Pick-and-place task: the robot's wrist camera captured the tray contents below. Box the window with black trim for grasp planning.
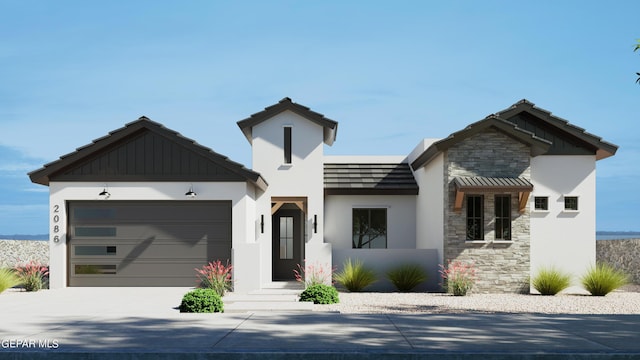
[495,195,511,240]
[564,196,579,211]
[352,208,387,248]
[534,196,548,211]
[466,195,484,240]
[284,126,292,164]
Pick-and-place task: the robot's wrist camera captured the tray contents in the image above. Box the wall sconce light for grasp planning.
[313,214,317,233]
[260,215,264,234]
[98,185,110,199]
[185,184,197,198]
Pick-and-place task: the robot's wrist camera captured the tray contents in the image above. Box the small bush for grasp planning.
[531,267,572,295]
[179,288,224,313]
[334,258,376,292]
[195,260,232,297]
[15,261,49,292]
[0,268,22,294]
[299,284,340,304]
[581,263,629,296]
[386,264,427,292]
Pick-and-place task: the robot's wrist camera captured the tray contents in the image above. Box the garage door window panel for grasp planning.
[75,246,117,256]
[74,264,117,275]
[75,227,117,237]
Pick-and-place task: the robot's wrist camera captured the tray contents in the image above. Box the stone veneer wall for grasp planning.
[444,129,531,293]
[596,239,640,284]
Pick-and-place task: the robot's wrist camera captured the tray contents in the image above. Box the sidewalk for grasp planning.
[1,288,639,359]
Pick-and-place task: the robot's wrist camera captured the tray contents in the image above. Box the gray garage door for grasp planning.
[68,201,231,287]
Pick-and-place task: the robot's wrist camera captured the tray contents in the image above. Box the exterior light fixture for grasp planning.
[98,185,110,199]
[260,215,264,234]
[185,184,197,198]
[313,214,317,233]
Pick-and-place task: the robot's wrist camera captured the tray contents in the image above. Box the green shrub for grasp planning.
[581,263,629,296]
[179,288,224,313]
[0,268,22,294]
[531,267,572,295]
[334,258,376,292]
[386,264,427,292]
[299,284,339,304]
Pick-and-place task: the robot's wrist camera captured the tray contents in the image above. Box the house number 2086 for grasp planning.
[52,205,60,243]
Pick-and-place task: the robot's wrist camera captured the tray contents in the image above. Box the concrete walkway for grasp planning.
[1,288,639,359]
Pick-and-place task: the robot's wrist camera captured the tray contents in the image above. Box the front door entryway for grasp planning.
[272,208,303,280]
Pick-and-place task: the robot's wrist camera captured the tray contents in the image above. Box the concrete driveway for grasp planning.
[1,288,639,359]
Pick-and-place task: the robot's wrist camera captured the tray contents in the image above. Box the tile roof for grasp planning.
[411,115,552,170]
[237,97,338,145]
[324,163,419,195]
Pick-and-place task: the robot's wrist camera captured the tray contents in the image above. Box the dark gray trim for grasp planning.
[325,188,418,195]
[411,115,552,170]
[237,97,338,146]
[29,117,267,190]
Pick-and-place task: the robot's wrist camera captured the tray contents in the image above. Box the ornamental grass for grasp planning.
[334,258,376,292]
[386,263,427,292]
[581,263,629,296]
[0,268,22,294]
[531,267,572,295]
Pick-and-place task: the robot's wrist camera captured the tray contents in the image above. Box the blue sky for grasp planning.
[1,1,638,234]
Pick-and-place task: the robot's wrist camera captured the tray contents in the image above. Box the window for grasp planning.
[564,196,579,211]
[284,126,292,164]
[279,216,294,259]
[352,208,387,248]
[495,195,511,240]
[466,195,484,240]
[534,196,548,211]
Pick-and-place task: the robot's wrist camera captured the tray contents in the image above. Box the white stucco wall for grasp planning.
[324,194,439,290]
[250,110,329,284]
[413,153,444,254]
[324,195,417,250]
[47,181,258,290]
[530,155,597,284]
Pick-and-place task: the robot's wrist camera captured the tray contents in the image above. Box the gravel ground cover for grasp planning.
[314,284,640,314]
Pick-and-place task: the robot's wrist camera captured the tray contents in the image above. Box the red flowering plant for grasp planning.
[15,260,49,292]
[293,260,336,288]
[195,260,232,296]
[439,260,476,296]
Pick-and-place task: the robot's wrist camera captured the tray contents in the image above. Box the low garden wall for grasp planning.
[0,240,49,268]
[597,239,640,284]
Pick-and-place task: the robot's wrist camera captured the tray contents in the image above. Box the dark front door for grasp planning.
[272,209,303,281]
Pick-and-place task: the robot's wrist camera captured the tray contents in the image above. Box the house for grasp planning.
[29,98,618,293]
